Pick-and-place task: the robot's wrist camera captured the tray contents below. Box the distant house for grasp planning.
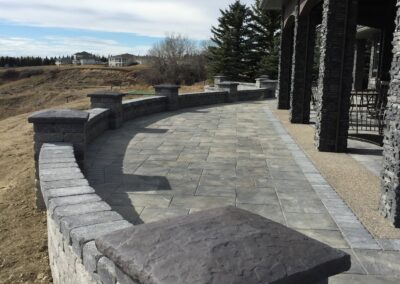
[108,53,137,67]
[72,52,99,65]
[55,58,72,66]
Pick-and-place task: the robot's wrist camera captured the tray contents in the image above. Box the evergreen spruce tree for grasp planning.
[251,0,281,79]
[208,1,254,81]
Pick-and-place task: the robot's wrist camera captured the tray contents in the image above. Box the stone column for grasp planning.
[277,20,294,110]
[87,91,125,129]
[154,85,180,110]
[353,39,367,91]
[290,8,318,124]
[314,0,358,152]
[380,0,400,227]
[216,82,239,103]
[256,75,270,88]
[28,109,89,209]
[214,75,227,86]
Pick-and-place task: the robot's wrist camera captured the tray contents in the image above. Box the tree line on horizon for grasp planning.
[0,56,57,67]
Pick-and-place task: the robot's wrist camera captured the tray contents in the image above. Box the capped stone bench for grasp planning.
[96,206,350,284]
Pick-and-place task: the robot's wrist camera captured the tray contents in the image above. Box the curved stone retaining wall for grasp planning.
[29,82,276,284]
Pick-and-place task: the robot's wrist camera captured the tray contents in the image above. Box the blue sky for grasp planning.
[0,0,254,57]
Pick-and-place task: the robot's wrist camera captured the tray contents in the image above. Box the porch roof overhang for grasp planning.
[261,0,283,10]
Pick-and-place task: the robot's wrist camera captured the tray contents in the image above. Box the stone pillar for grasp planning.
[277,20,294,110]
[380,0,400,227]
[87,91,125,129]
[28,109,89,209]
[154,85,180,110]
[353,39,367,91]
[314,0,358,152]
[290,8,318,124]
[256,75,270,88]
[214,75,227,86]
[216,82,239,103]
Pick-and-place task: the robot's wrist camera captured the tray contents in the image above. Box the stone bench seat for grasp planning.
[96,206,350,284]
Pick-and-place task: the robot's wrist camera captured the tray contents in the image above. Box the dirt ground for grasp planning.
[270,103,400,239]
[0,66,204,283]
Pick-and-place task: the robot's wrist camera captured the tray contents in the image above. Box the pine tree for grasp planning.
[251,0,281,79]
[208,1,254,81]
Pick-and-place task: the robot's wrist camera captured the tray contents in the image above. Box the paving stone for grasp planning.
[139,208,189,223]
[170,195,235,210]
[285,212,338,230]
[236,203,285,224]
[298,229,349,249]
[196,185,236,197]
[353,249,400,276]
[107,193,172,208]
[329,274,400,284]
[236,187,279,205]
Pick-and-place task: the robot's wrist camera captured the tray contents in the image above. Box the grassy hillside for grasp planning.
[0,65,204,283]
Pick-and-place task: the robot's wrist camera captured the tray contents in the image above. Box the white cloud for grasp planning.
[0,0,255,39]
[0,36,151,57]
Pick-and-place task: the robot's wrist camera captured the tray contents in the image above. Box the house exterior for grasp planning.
[72,52,98,65]
[55,58,72,66]
[108,53,137,67]
[262,0,400,226]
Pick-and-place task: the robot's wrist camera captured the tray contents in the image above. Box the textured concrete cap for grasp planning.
[28,109,89,123]
[96,206,350,284]
[87,91,125,98]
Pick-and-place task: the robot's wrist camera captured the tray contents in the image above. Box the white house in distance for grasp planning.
[72,51,98,65]
[108,53,137,67]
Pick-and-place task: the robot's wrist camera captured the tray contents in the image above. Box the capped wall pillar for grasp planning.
[290,8,319,124]
[314,0,358,152]
[154,85,180,110]
[214,75,227,86]
[28,109,89,209]
[216,82,239,103]
[277,20,294,110]
[380,0,400,227]
[87,91,125,129]
[353,39,367,91]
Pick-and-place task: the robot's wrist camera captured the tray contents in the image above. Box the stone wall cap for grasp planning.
[28,109,89,123]
[217,81,239,86]
[87,91,125,98]
[95,206,350,284]
[154,84,181,89]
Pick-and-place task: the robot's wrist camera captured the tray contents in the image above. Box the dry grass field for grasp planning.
[0,65,204,283]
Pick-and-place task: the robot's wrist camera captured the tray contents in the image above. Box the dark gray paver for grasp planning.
[85,101,400,283]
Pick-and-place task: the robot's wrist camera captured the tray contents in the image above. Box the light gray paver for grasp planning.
[86,101,400,283]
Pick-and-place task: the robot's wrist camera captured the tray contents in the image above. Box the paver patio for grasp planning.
[85,100,400,283]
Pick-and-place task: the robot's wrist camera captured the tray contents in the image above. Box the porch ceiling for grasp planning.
[261,0,283,10]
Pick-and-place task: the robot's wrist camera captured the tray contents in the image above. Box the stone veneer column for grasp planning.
[353,39,367,91]
[87,91,125,129]
[154,85,180,110]
[314,0,358,152]
[290,8,318,124]
[216,82,239,103]
[277,20,294,110]
[380,0,400,227]
[28,109,89,209]
[214,75,227,86]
